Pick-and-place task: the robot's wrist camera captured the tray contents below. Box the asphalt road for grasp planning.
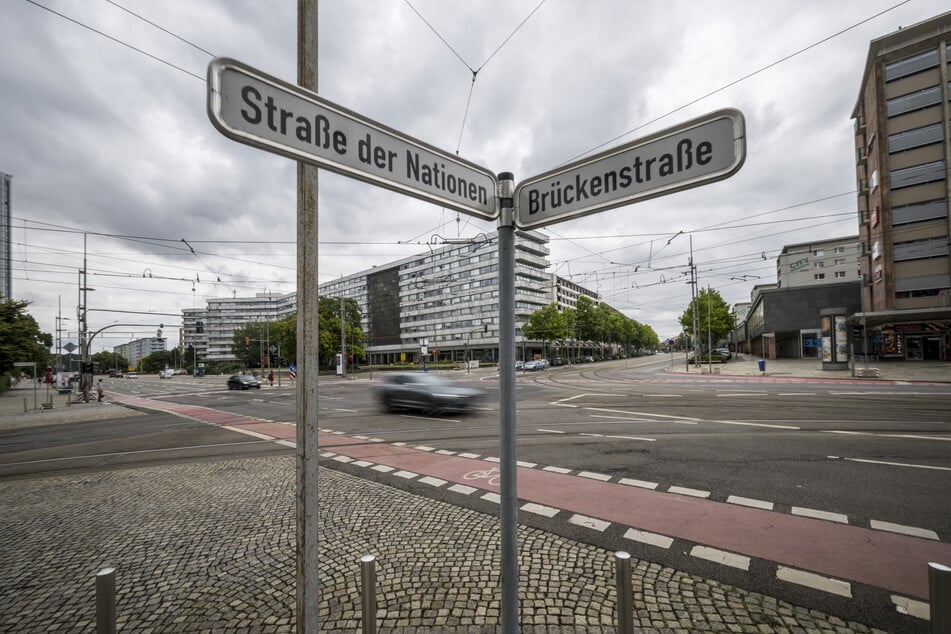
[4,362,948,630]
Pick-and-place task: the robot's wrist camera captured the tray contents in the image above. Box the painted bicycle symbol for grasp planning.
[463,466,501,486]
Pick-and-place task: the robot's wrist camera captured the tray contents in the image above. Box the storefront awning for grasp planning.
[848,306,951,328]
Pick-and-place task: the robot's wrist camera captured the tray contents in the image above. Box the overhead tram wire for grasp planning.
[557,0,912,166]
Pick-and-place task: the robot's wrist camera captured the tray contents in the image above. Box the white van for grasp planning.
[159,369,175,379]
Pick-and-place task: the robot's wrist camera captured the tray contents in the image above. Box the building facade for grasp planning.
[776,236,861,289]
[0,172,11,300]
[549,274,600,310]
[851,12,951,360]
[114,337,167,370]
[182,293,297,364]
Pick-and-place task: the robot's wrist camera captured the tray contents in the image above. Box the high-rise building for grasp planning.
[0,172,11,300]
[851,11,951,360]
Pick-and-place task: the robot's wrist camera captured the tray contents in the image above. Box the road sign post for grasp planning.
[208,57,498,220]
[514,109,746,230]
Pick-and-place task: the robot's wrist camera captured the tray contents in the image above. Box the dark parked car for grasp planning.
[375,372,485,415]
[227,374,261,390]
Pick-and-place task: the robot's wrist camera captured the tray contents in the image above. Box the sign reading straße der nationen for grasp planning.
[207,58,498,220]
[514,109,746,230]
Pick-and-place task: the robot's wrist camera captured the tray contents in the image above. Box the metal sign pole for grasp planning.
[496,172,520,632]
[296,1,320,632]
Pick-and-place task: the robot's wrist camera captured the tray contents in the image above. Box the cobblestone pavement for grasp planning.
[0,450,892,633]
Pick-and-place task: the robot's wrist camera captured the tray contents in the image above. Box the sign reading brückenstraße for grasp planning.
[515,109,746,230]
[207,58,498,220]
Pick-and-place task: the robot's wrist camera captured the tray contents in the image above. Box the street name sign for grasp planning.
[514,109,746,230]
[207,57,498,220]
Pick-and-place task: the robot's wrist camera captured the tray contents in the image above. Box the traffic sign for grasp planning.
[207,57,498,220]
[514,109,746,229]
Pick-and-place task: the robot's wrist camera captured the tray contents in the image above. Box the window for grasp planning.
[813,249,825,256]
[893,198,948,226]
[834,271,847,279]
[889,161,945,189]
[894,237,950,261]
[834,258,846,266]
[814,273,825,280]
[814,261,824,268]
[888,123,944,153]
[884,48,939,82]
[886,85,942,117]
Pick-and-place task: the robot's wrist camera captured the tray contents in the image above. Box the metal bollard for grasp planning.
[930,562,951,634]
[614,551,633,634]
[360,555,377,634]
[96,567,116,634]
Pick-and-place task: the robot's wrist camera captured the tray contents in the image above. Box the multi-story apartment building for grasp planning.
[549,274,600,310]
[0,172,11,300]
[114,337,166,369]
[180,231,607,366]
[320,230,554,364]
[851,11,951,360]
[776,237,861,288]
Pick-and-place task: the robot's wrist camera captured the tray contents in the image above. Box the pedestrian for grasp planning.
[96,379,104,402]
[267,370,274,386]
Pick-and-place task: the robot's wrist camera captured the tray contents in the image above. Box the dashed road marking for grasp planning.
[332,455,354,463]
[870,520,939,540]
[542,466,572,474]
[619,478,658,490]
[568,514,610,532]
[776,566,851,598]
[393,470,418,479]
[892,594,930,619]
[668,486,710,498]
[352,460,373,468]
[522,502,560,517]
[448,484,477,495]
[624,528,673,549]
[482,492,501,504]
[791,507,848,524]
[578,471,612,481]
[727,495,774,511]
[690,545,750,571]
[419,476,447,487]
[371,465,395,473]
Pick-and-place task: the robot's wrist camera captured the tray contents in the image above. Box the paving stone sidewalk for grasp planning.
[0,448,891,633]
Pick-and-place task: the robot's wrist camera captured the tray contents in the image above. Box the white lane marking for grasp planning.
[435,449,456,455]
[712,420,801,430]
[776,566,851,598]
[578,471,612,481]
[590,414,667,422]
[485,456,501,463]
[870,520,939,540]
[538,428,565,434]
[353,435,370,440]
[668,486,710,498]
[418,476,446,487]
[333,408,357,411]
[619,478,658,490]
[371,465,395,473]
[319,452,337,458]
[624,528,673,549]
[727,495,774,511]
[568,514,611,532]
[517,460,538,468]
[522,502,560,517]
[414,445,436,452]
[553,403,579,408]
[276,439,296,449]
[393,470,418,479]
[606,435,657,442]
[448,484,477,495]
[843,457,951,471]
[777,392,815,396]
[891,595,930,620]
[643,394,682,397]
[543,466,572,474]
[458,453,481,459]
[690,546,750,571]
[791,507,848,523]
[822,430,951,442]
[586,407,702,423]
[715,393,760,397]
[482,492,501,504]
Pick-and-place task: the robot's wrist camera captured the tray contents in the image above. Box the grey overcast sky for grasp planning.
[3,0,948,353]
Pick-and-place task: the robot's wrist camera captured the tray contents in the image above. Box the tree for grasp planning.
[139,350,177,373]
[92,351,128,373]
[678,288,734,348]
[232,321,268,369]
[0,298,52,384]
[272,313,296,365]
[522,303,566,342]
[574,296,599,342]
[317,297,366,367]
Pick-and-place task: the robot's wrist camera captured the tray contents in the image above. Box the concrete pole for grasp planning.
[296,0,320,631]
[496,172,520,633]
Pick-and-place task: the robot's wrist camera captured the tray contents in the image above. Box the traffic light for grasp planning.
[82,361,94,374]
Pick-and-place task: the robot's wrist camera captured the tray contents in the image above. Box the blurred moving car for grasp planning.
[126,372,138,379]
[227,374,261,390]
[714,348,733,360]
[159,369,175,379]
[523,360,544,371]
[375,372,485,414]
